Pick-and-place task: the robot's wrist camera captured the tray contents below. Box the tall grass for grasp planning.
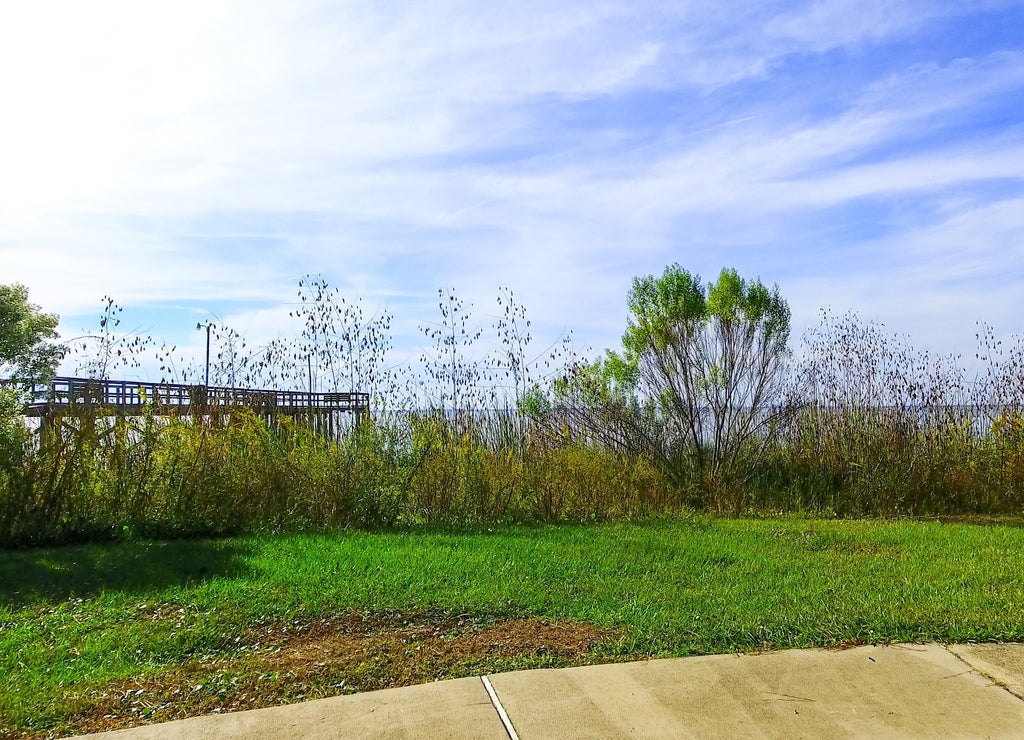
[0,403,679,547]
[752,312,1024,515]
[5,293,1024,548]
[537,310,1024,518]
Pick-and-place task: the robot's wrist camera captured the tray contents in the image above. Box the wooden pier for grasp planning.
[21,377,370,421]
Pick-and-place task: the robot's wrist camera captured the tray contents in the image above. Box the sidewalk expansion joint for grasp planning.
[481,675,520,740]
[945,645,1024,703]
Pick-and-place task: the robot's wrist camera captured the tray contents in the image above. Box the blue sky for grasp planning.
[1,0,1023,383]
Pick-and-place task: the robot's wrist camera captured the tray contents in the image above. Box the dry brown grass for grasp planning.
[18,611,611,738]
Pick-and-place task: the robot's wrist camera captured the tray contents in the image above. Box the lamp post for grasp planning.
[196,322,213,387]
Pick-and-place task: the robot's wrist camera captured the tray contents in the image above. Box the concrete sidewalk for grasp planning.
[82,643,1024,739]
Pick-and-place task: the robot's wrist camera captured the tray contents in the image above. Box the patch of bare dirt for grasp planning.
[51,611,612,737]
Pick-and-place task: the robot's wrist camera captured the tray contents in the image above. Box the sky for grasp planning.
[1,0,1023,385]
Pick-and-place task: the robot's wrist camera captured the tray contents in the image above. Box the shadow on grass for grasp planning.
[0,538,255,607]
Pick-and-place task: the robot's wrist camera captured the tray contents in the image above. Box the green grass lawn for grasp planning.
[3,516,1024,736]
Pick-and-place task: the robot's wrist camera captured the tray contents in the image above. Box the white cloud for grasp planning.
[765,0,934,49]
[1,0,1022,382]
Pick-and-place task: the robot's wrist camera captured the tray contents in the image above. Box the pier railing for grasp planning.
[17,377,369,418]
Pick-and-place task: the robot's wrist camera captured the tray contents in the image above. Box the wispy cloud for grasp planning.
[1,0,1022,376]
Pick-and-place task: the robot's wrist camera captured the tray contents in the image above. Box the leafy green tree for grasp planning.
[0,285,63,450]
[560,265,791,500]
[0,284,64,386]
